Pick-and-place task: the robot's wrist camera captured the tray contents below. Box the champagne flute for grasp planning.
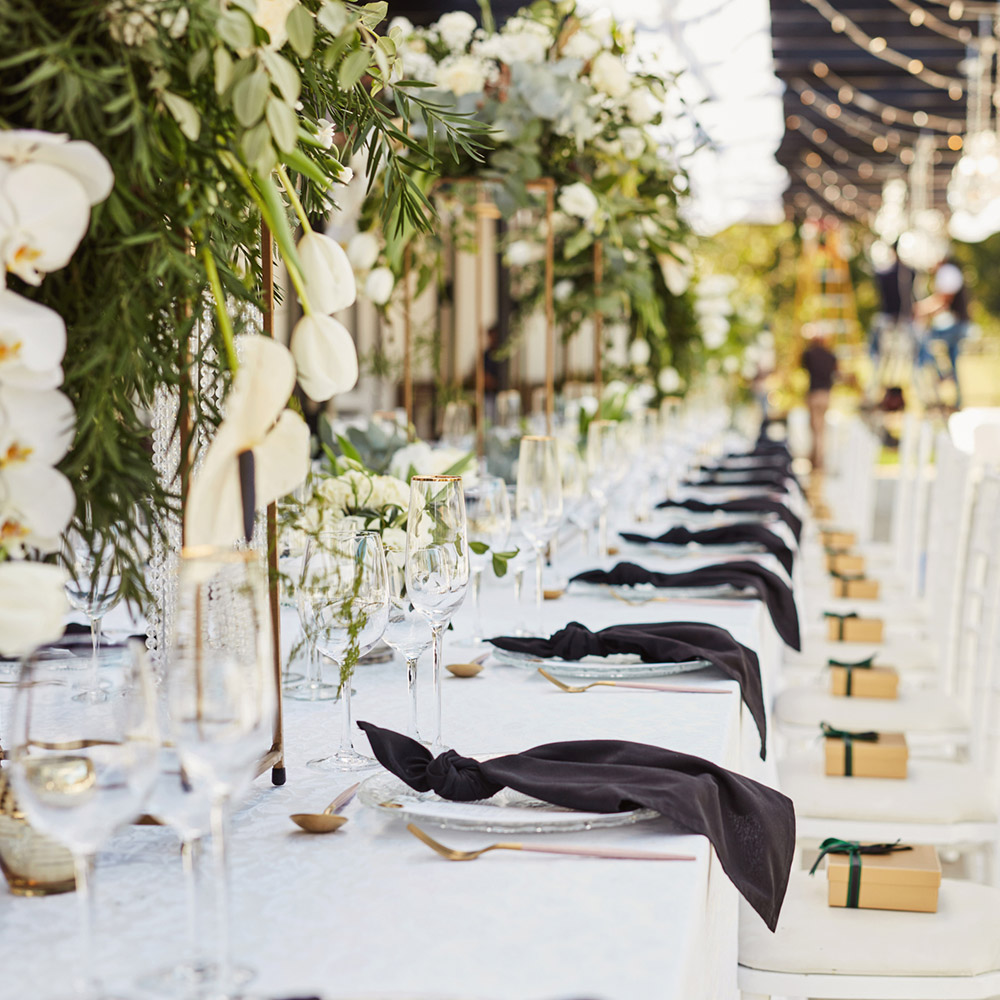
[167,547,275,998]
[586,419,620,558]
[299,530,390,770]
[463,475,511,643]
[405,476,470,751]
[515,436,563,635]
[382,561,433,742]
[8,644,159,1000]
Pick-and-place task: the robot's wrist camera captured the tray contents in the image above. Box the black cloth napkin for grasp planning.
[358,721,795,931]
[686,467,791,490]
[656,497,802,542]
[489,620,768,760]
[620,524,794,576]
[570,560,801,651]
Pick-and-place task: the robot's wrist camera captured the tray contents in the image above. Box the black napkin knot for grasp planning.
[425,750,503,801]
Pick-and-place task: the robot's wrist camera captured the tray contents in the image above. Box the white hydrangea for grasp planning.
[561,28,602,61]
[626,88,657,124]
[436,54,487,96]
[557,181,599,221]
[590,51,629,98]
[619,126,646,161]
[436,11,477,51]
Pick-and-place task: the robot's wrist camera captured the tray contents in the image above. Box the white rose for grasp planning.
[658,366,682,394]
[583,10,613,46]
[381,526,407,568]
[297,232,356,314]
[388,16,414,35]
[590,51,629,98]
[253,0,299,50]
[505,240,541,267]
[0,561,70,657]
[373,475,410,512]
[628,338,651,367]
[619,126,646,162]
[388,441,434,480]
[289,314,359,401]
[557,181,599,221]
[400,48,438,83]
[561,28,602,61]
[626,88,657,124]
[347,231,380,272]
[316,475,354,514]
[365,266,395,306]
[436,55,486,97]
[436,11,477,51]
[554,279,574,302]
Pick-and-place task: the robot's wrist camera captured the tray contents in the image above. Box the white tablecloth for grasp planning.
[0,533,784,1000]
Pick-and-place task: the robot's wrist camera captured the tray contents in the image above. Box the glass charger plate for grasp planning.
[490,646,712,679]
[566,581,755,603]
[359,768,657,832]
[627,542,764,559]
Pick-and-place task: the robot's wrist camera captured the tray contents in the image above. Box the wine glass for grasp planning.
[8,643,159,1000]
[299,530,390,770]
[463,475,511,643]
[382,561,433,742]
[405,475,470,751]
[167,547,275,997]
[63,527,123,703]
[586,419,620,557]
[515,436,563,634]
[559,443,596,556]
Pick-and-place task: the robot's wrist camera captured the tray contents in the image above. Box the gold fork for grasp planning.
[537,667,728,695]
[406,823,696,862]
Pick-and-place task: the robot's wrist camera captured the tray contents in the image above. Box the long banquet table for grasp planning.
[0,527,789,1000]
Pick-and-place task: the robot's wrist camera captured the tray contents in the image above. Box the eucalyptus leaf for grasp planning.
[162,91,201,141]
[233,69,270,127]
[188,48,210,84]
[262,50,300,104]
[338,48,369,91]
[286,4,315,58]
[217,9,255,51]
[317,1,347,35]
[265,96,297,152]
[358,2,388,28]
[241,119,275,173]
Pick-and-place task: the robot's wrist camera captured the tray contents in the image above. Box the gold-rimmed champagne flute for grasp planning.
[515,436,563,635]
[405,475,470,751]
[587,419,619,557]
[463,475,511,643]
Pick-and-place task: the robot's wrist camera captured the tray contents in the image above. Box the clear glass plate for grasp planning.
[567,580,755,603]
[627,541,764,559]
[359,768,657,832]
[490,646,712,679]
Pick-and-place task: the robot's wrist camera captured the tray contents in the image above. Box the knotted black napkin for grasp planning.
[357,721,795,931]
[685,469,791,492]
[620,524,795,576]
[656,497,802,542]
[570,560,801,651]
[489,620,768,759]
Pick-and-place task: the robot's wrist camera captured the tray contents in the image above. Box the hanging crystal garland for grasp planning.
[898,133,949,269]
[948,23,1000,241]
[873,176,910,243]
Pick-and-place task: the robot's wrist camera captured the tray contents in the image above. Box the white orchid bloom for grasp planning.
[289,314,359,401]
[0,561,70,657]
[0,130,113,205]
[0,384,75,465]
[364,267,395,306]
[0,163,91,286]
[347,231,380,272]
[0,290,66,389]
[297,231,357,315]
[186,335,310,549]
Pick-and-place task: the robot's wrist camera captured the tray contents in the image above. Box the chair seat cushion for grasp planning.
[741,873,1000,976]
[778,753,998,824]
[775,686,968,735]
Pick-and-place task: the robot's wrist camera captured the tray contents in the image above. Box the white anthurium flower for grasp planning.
[658,366,682,394]
[590,51,629,98]
[0,385,75,466]
[186,335,310,549]
[0,561,70,657]
[297,232,356,315]
[365,266,395,306]
[347,231,380,272]
[0,290,66,389]
[0,163,90,286]
[289,314,359,402]
[0,130,113,205]
[557,181,599,221]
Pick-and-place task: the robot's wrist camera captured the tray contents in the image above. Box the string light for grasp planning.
[791,167,873,223]
[884,0,974,43]
[787,111,894,175]
[799,0,965,96]
[811,61,964,131]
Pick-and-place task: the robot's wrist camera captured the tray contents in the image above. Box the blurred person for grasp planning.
[870,241,914,360]
[801,328,838,471]
[914,257,970,408]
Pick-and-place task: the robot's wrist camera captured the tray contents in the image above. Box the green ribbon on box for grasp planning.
[824,611,859,641]
[831,570,866,584]
[827,654,875,696]
[820,722,879,776]
[809,838,913,908]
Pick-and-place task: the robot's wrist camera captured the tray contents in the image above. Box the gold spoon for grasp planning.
[290,782,360,834]
[445,651,489,678]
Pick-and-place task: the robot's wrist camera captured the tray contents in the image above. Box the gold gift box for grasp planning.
[821,530,857,551]
[831,577,880,600]
[825,553,866,576]
[824,731,908,778]
[826,616,883,643]
[828,844,941,912]
[829,665,899,699]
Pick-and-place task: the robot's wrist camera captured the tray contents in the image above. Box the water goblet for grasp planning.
[463,475,511,643]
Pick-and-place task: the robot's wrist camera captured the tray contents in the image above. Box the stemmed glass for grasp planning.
[463,475,511,643]
[586,419,620,558]
[8,644,159,1000]
[515,436,563,635]
[299,530,390,771]
[167,547,275,998]
[560,444,596,557]
[405,475,470,751]
[63,527,123,703]
[382,561,433,742]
